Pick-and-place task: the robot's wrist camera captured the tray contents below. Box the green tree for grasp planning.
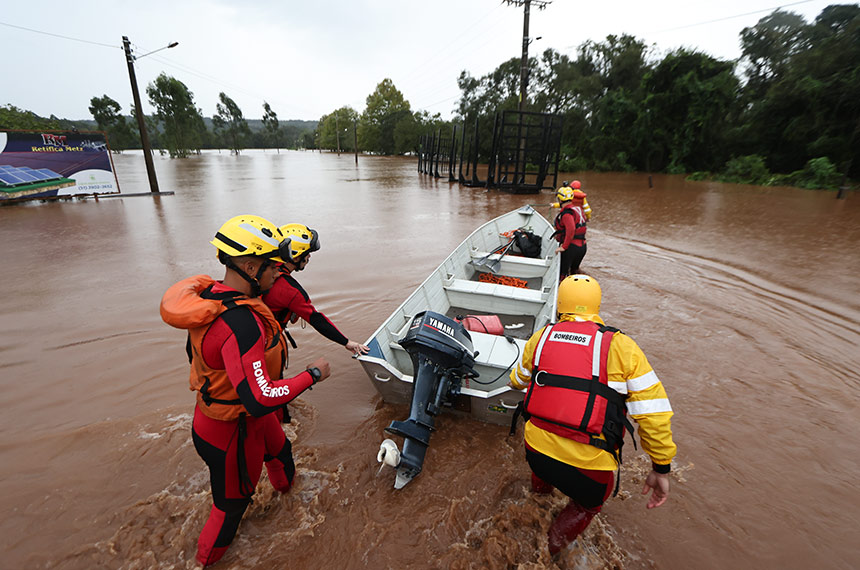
[642,49,740,172]
[262,101,282,151]
[214,92,250,155]
[740,10,809,99]
[0,104,61,130]
[739,6,860,176]
[146,73,206,158]
[88,95,137,152]
[358,79,414,155]
[318,106,358,152]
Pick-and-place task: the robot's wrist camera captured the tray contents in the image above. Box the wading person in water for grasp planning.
[509,275,676,556]
[552,184,588,278]
[160,215,331,567]
[262,223,369,357]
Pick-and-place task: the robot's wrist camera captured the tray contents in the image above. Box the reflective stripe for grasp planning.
[627,398,673,415]
[533,325,554,368]
[627,370,660,393]
[239,222,281,247]
[591,330,602,377]
[515,363,532,379]
[608,380,627,394]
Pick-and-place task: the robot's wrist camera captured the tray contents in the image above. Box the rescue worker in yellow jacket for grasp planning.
[509,274,676,556]
[552,180,592,219]
[161,215,331,567]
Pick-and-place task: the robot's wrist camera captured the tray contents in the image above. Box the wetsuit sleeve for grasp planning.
[510,326,546,389]
[308,312,349,345]
[275,275,349,345]
[216,308,314,417]
[609,334,677,467]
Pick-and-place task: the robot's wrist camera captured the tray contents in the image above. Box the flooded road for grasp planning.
[1,150,858,569]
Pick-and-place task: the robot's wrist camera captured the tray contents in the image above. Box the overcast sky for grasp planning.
[1,0,836,122]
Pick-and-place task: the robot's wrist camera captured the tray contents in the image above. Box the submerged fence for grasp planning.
[418,110,563,195]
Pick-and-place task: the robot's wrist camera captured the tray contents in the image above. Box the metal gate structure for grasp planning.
[417,110,562,195]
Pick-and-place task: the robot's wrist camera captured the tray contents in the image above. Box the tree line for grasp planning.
[1,5,856,187]
[453,4,860,187]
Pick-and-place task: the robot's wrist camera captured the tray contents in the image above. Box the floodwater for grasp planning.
[1,150,858,570]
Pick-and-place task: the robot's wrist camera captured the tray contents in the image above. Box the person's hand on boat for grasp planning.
[641,470,670,509]
[345,340,370,356]
[307,357,331,383]
[554,245,565,255]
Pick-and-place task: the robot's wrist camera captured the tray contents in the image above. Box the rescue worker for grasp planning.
[509,274,676,556]
[160,214,331,567]
[262,223,369,357]
[552,180,592,220]
[569,180,592,220]
[552,185,588,278]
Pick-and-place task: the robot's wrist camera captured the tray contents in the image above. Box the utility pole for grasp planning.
[335,111,341,156]
[354,119,359,165]
[122,36,159,193]
[504,0,550,111]
[122,36,177,194]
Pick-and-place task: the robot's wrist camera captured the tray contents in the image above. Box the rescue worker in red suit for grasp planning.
[262,223,369,357]
[160,215,332,567]
[553,185,588,278]
[509,275,676,556]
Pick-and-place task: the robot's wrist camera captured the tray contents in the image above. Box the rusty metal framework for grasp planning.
[418,110,562,194]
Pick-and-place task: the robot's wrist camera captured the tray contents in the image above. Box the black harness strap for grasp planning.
[236,413,255,498]
[200,377,243,406]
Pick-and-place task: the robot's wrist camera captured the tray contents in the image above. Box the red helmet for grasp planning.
[571,180,581,189]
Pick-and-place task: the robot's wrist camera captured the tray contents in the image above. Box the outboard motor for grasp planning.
[383,311,478,489]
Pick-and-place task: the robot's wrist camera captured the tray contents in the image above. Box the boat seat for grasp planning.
[444,277,545,302]
[442,277,547,316]
[469,249,550,279]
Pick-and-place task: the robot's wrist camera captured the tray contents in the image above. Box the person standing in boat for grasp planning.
[552,185,588,277]
[262,223,369,357]
[160,215,331,567]
[509,274,676,556]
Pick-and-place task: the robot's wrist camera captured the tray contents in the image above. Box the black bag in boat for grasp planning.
[513,229,541,258]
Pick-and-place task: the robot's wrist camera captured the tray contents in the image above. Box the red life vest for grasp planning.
[523,320,632,460]
[552,205,586,244]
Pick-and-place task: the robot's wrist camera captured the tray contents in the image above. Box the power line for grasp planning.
[0,20,119,49]
[651,0,821,34]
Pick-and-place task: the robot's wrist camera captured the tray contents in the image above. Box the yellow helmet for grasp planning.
[278,223,320,263]
[557,274,601,317]
[556,185,575,202]
[211,214,285,262]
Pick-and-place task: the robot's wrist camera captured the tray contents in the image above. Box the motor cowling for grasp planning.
[384,311,478,488]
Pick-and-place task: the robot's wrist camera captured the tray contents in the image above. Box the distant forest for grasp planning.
[1,4,857,188]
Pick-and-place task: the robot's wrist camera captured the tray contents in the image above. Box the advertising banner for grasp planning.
[0,130,120,201]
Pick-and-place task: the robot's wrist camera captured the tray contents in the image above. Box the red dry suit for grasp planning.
[161,275,317,566]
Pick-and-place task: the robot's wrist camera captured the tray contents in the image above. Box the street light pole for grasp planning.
[122,36,178,194]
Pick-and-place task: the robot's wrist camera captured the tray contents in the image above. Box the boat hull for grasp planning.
[358,206,559,426]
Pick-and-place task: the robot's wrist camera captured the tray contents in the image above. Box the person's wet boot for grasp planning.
[547,500,600,556]
[531,472,554,495]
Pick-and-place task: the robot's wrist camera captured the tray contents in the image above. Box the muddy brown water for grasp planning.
[1,151,858,569]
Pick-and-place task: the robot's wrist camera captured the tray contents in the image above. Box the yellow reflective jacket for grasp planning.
[510,314,676,471]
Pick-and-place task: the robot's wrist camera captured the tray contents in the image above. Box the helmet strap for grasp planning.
[222,255,266,298]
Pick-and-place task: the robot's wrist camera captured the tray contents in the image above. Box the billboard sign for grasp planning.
[0,130,120,201]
